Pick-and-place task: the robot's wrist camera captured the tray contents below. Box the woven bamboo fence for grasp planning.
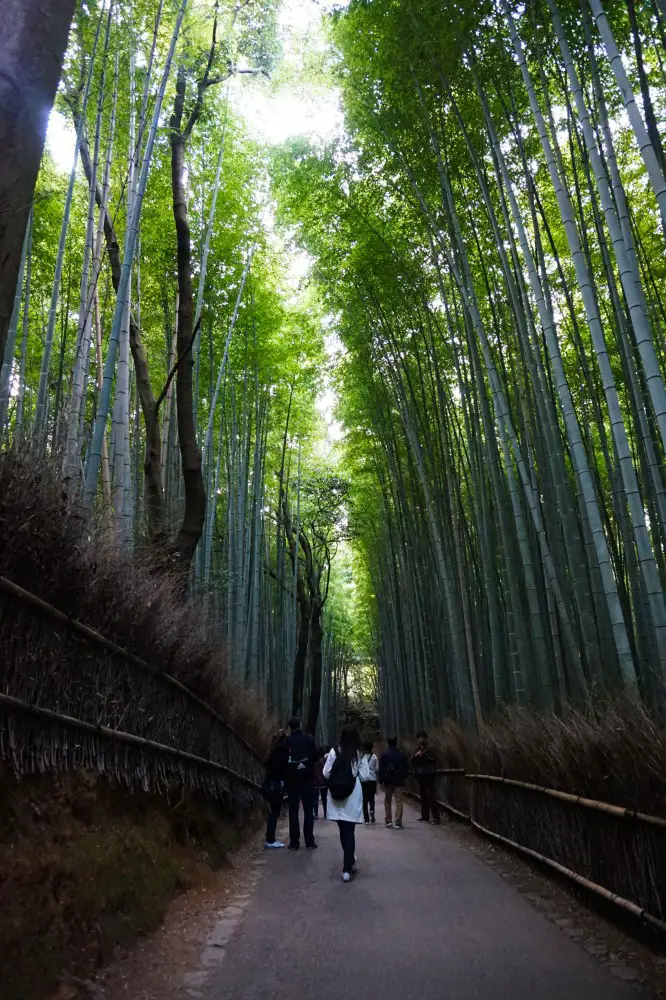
[0,576,264,816]
[406,768,666,933]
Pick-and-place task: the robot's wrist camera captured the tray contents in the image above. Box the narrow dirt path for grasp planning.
[195,797,644,1000]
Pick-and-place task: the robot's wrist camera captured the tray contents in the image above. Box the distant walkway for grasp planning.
[205,798,641,1000]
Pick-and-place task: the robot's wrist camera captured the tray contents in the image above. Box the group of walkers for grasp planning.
[262,719,441,882]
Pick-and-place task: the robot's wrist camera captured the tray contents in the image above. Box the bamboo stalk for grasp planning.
[85,0,189,503]
[91,284,112,501]
[0,207,31,433]
[35,11,104,442]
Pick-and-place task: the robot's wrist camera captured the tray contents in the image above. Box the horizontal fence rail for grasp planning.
[466,773,666,830]
[406,768,666,934]
[0,576,264,813]
[405,769,472,821]
[0,692,261,788]
[0,576,260,759]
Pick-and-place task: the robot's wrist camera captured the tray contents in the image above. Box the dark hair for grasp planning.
[416,729,428,739]
[288,717,300,730]
[269,728,286,751]
[387,737,398,748]
[363,740,373,754]
[338,724,361,762]
[317,746,327,759]
[265,728,286,766]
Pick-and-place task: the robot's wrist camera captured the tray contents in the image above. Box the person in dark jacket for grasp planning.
[411,729,441,824]
[284,717,319,850]
[263,729,287,848]
[379,737,409,829]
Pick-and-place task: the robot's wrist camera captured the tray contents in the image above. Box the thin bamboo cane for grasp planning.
[85,0,188,503]
[471,816,666,934]
[0,575,261,761]
[465,773,666,828]
[0,691,261,791]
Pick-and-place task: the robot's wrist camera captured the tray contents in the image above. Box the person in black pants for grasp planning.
[313,747,329,819]
[411,730,441,824]
[323,725,369,881]
[284,717,319,850]
[361,740,378,823]
[263,729,287,848]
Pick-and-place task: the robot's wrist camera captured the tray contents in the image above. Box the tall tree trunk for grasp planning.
[0,0,77,363]
[306,601,324,735]
[293,576,311,717]
[170,66,206,566]
[84,0,187,505]
[78,132,165,538]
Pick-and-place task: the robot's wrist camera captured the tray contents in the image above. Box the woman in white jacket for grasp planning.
[323,725,369,881]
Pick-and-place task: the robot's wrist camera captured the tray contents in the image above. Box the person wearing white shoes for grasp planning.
[323,725,369,881]
[361,740,379,823]
[262,728,287,849]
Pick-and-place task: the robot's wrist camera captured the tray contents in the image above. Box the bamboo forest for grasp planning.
[5,0,666,745]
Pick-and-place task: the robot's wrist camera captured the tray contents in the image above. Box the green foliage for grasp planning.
[274,0,666,734]
[10,0,666,737]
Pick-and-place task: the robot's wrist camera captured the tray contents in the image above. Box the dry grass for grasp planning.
[0,449,273,757]
[411,699,666,817]
[477,698,666,815]
[426,719,476,772]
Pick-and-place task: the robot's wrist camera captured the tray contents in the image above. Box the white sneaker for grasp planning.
[265,841,285,849]
[342,872,351,883]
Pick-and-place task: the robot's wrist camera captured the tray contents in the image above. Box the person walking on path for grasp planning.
[263,728,288,849]
[285,717,319,850]
[379,736,409,828]
[323,725,369,881]
[411,730,441,825]
[361,740,378,824]
[313,746,329,820]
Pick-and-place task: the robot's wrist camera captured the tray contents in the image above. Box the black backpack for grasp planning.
[383,759,396,783]
[328,751,356,801]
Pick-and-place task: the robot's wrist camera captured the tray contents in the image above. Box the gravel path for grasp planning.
[202,796,643,1000]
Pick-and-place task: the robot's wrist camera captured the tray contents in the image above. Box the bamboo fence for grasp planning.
[406,769,666,933]
[0,576,264,815]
